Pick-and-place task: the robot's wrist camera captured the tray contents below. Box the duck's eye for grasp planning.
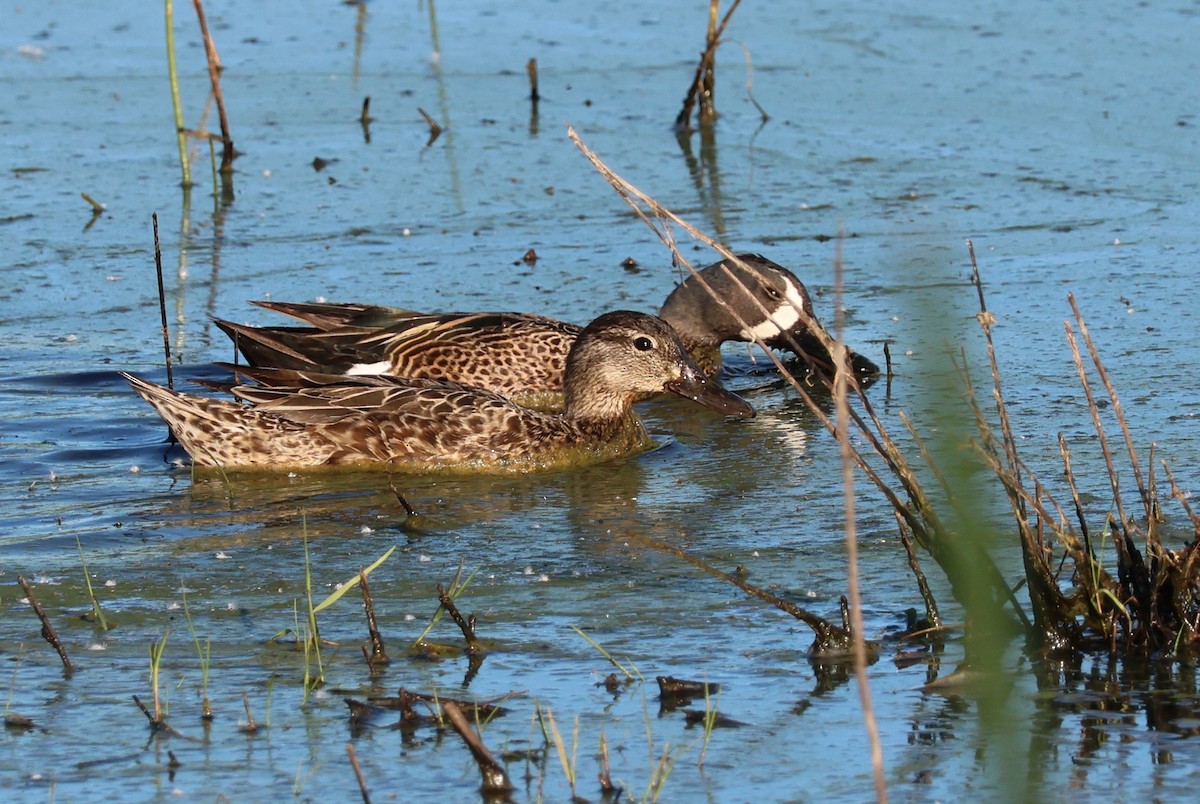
[633,336,654,352]
[765,286,782,300]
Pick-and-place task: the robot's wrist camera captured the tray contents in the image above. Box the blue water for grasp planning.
[2,1,1199,801]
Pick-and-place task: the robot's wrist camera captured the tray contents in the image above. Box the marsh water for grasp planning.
[3,1,1200,800]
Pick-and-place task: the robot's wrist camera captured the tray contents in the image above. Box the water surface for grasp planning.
[2,1,1199,801]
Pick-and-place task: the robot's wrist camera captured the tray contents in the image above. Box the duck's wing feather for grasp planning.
[250,300,419,330]
[216,309,581,395]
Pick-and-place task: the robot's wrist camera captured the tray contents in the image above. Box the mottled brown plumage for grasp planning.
[126,311,754,473]
[214,254,878,407]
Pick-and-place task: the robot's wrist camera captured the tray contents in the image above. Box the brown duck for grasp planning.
[215,254,878,408]
[125,311,754,472]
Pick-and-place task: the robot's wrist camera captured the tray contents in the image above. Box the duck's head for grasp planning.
[564,310,755,423]
[659,253,880,378]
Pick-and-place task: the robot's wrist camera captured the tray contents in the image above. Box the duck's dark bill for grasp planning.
[664,369,756,418]
[783,330,881,378]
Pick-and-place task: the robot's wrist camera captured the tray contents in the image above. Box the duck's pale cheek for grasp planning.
[738,282,810,341]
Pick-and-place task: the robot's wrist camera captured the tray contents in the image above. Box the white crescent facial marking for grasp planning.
[738,279,808,341]
[346,361,392,376]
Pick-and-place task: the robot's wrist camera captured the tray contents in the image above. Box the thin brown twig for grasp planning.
[443,700,513,797]
[388,481,417,516]
[1063,322,1132,548]
[360,570,388,670]
[1162,461,1200,532]
[17,576,73,673]
[153,213,175,391]
[675,0,744,131]
[436,583,481,654]
[191,0,235,174]
[346,743,371,804]
[526,57,539,102]
[833,235,887,802]
[895,512,941,629]
[618,526,850,650]
[240,691,258,733]
[1068,293,1151,522]
[418,107,442,147]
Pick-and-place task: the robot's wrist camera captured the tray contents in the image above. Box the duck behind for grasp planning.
[214,254,878,407]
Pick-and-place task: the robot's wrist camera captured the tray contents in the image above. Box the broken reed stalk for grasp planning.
[17,576,74,674]
[153,213,175,390]
[133,694,163,729]
[388,481,417,516]
[833,238,887,803]
[346,743,372,804]
[437,583,481,654]
[526,57,539,102]
[443,700,514,798]
[418,107,443,147]
[191,0,234,174]
[895,511,941,629]
[619,526,851,653]
[164,0,192,187]
[360,569,389,670]
[240,690,259,733]
[675,0,743,131]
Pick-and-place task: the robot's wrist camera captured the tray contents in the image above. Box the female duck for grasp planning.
[216,254,878,407]
[126,311,754,472]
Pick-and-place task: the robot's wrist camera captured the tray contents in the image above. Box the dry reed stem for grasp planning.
[675,0,743,130]
[191,0,234,174]
[1162,462,1200,531]
[833,238,888,802]
[346,743,372,804]
[436,583,481,654]
[152,213,176,390]
[17,576,73,674]
[966,241,1024,509]
[619,526,849,648]
[443,700,513,797]
[1068,293,1152,521]
[1058,433,1095,556]
[895,512,941,629]
[898,411,954,503]
[360,570,388,669]
[418,107,443,147]
[526,57,539,102]
[1063,322,1135,555]
[241,691,257,733]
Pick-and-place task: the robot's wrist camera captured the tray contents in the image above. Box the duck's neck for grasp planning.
[564,390,638,439]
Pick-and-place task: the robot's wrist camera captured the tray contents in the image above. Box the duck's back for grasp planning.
[217,310,580,405]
